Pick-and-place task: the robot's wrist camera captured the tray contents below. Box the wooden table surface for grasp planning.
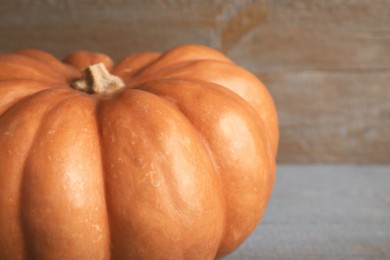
[226,165,390,260]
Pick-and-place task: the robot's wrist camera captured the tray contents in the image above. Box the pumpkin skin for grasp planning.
[0,45,278,259]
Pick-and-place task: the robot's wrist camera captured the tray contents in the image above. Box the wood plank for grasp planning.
[1,0,390,69]
[226,0,390,70]
[227,165,390,259]
[260,70,390,164]
[0,0,223,59]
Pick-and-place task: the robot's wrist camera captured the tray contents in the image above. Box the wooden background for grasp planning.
[0,0,389,164]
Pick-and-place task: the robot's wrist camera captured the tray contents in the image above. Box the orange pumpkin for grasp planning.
[0,45,278,259]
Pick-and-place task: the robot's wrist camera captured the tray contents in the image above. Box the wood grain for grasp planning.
[0,0,389,163]
[262,70,390,164]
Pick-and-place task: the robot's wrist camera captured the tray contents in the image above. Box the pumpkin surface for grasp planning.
[0,45,278,259]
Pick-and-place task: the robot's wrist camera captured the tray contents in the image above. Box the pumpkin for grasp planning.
[0,45,278,259]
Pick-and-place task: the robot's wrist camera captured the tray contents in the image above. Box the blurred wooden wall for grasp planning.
[1,0,389,163]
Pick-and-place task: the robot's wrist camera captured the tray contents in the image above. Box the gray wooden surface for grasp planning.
[226,165,390,259]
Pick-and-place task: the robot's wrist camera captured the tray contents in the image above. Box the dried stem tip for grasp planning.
[72,63,125,94]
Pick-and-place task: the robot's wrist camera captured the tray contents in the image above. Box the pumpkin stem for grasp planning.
[71,63,125,94]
